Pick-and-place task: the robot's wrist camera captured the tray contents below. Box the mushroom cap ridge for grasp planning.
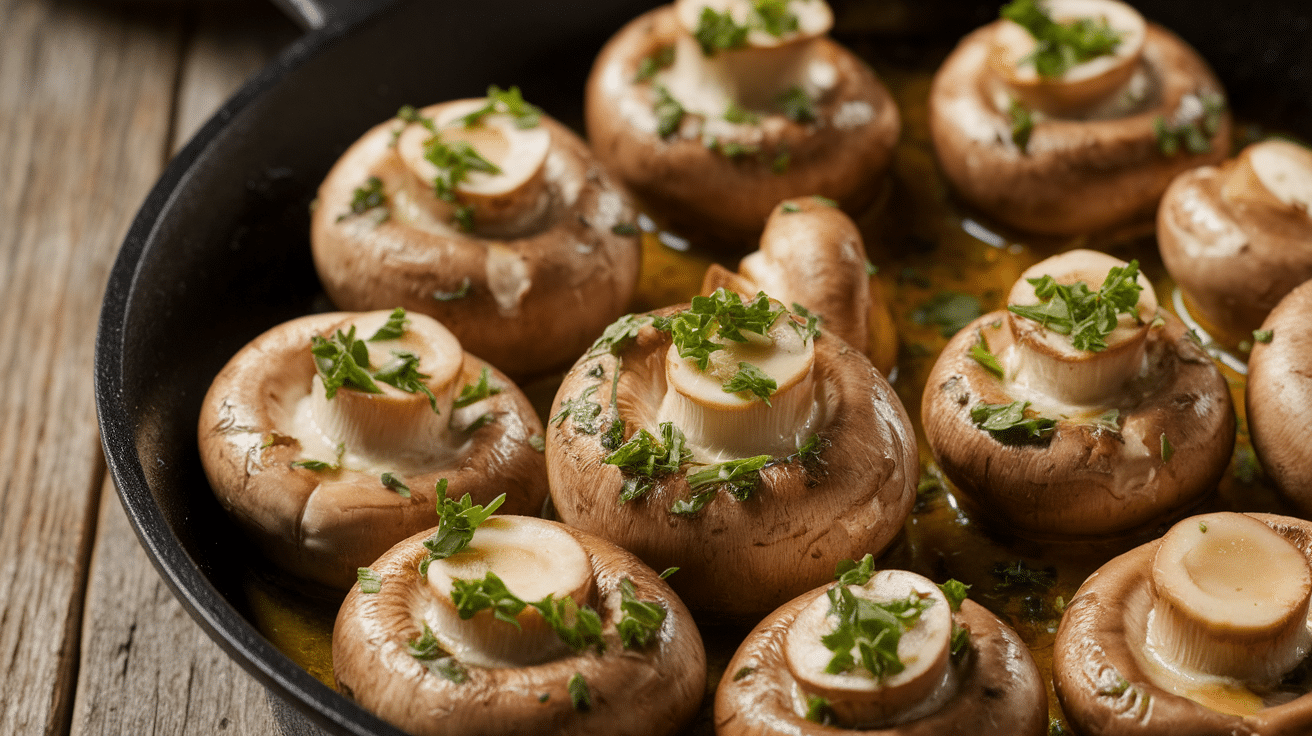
[332,518,707,736]
[1054,513,1312,736]
[929,22,1231,236]
[584,5,900,246]
[1158,156,1312,343]
[546,305,917,620]
[311,109,641,378]
[197,312,548,590]
[1247,281,1312,514]
[921,310,1234,538]
[715,584,1048,736]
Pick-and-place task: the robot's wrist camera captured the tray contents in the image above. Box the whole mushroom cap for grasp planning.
[585,4,900,246]
[311,101,641,377]
[546,305,917,620]
[1054,513,1312,736]
[333,517,706,736]
[1159,140,1312,342]
[1247,280,1312,513]
[197,311,548,589]
[715,580,1048,736]
[929,16,1231,235]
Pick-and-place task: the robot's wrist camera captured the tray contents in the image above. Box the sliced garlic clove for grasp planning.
[990,0,1146,117]
[1005,249,1156,406]
[1148,512,1312,684]
[423,516,596,669]
[784,570,957,728]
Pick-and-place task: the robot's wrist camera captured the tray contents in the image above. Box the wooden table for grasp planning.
[1,1,304,732]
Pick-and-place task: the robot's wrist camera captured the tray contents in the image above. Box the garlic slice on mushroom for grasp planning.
[421,517,596,669]
[784,570,957,728]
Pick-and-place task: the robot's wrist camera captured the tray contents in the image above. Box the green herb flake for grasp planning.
[992,560,1057,591]
[971,400,1057,443]
[634,45,676,82]
[724,101,761,125]
[343,176,388,220]
[834,554,876,586]
[794,433,824,464]
[291,458,338,472]
[1000,0,1123,78]
[588,313,657,357]
[552,384,603,435]
[667,289,783,370]
[686,455,771,496]
[812,195,838,207]
[462,412,496,433]
[311,326,382,399]
[434,277,472,301]
[1093,409,1121,431]
[450,571,529,627]
[865,260,878,277]
[693,6,750,55]
[723,361,777,404]
[418,481,505,574]
[453,367,502,408]
[950,622,971,657]
[568,673,592,712]
[453,204,476,233]
[771,150,791,174]
[528,434,546,452]
[373,350,439,411]
[424,137,501,206]
[357,567,382,594]
[660,567,680,579]
[939,579,971,611]
[781,201,802,213]
[653,86,686,138]
[538,693,550,703]
[605,422,691,502]
[617,577,668,649]
[821,585,933,680]
[407,624,468,683]
[1200,521,1208,533]
[790,302,822,342]
[381,472,411,498]
[805,695,835,725]
[912,292,983,338]
[777,85,815,123]
[732,666,755,681]
[753,0,799,36]
[458,85,542,129]
[368,308,409,341]
[531,595,606,653]
[969,330,1005,377]
[611,222,639,236]
[1009,98,1034,152]
[1161,433,1174,463]
[1007,260,1144,351]
[1253,329,1274,344]
[397,105,437,133]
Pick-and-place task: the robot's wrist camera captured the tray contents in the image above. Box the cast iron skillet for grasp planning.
[95,1,1311,734]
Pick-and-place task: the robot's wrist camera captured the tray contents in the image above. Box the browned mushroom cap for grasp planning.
[1247,280,1312,513]
[333,516,706,736]
[716,572,1047,736]
[1054,512,1312,735]
[929,0,1231,235]
[311,98,641,377]
[921,251,1234,537]
[198,310,547,589]
[700,196,900,376]
[545,303,916,620]
[585,3,900,246]
[1159,140,1312,343]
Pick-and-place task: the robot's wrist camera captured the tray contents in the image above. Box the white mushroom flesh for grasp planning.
[1224,140,1312,215]
[289,311,465,474]
[784,570,958,728]
[1002,249,1157,412]
[1145,513,1312,685]
[658,315,821,461]
[662,0,835,114]
[419,517,596,669]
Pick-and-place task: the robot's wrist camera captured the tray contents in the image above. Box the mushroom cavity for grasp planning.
[334,516,707,736]
[1055,513,1312,732]
[198,309,548,589]
[312,89,642,376]
[1158,140,1312,343]
[921,250,1234,537]
[546,295,917,618]
[585,1,900,244]
[929,0,1231,235]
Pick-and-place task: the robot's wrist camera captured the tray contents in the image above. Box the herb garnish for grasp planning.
[668,289,785,370]
[418,480,505,576]
[724,101,761,125]
[617,577,668,648]
[723,362,778,404]
[588,314,658,358]
[653,86,686,138]
[397,105,437,133]
[993,560,1057,591]
[753,0,799,36]
[458,85,541,129]
[634,45,676,82]
[357,567,382,594]
[834,554,876,586]
[939,579,970,611]
[1154,93,1225,156]
[1000,0,1123,78]
[450,571,606,653]
[342,176,388,221]
[693,7,750,55]
[380,472,411,498]
[453,367,502,408]
[777,86,815,123]
[408,623,468,683]
[312,326,382,398]
[805,696,835,725]
[969,330,1005,377]
[1009,98,1034,152]
[434,277,472,301]
[821,584,933,679]
[552,384,603,435]
[1007,260,1144,351]
[674,454,771,513]
[1160,433,1173,463]
[373,351,438,411]
[604,422,691,502]
[1253,329,1274,344]
[568,673,592,712]
[425,138,501,204]
[368,307,409,341]
[971,400,1057,443]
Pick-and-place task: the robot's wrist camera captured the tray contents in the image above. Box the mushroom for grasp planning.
[545,292,917,619]
[1054,512,1312,734]
[1158,139,1312,344]
[716,568,1048,735]
[1246,279,1312,514]
[585,0,900,245]
[701,195,899,375]
[929,0,1232,235]
[921,249,1235,537]
[333,515,706,736]
[198,309,548,589]
[311,90,642,377]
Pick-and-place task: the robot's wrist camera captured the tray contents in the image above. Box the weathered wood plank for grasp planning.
[0,0,183,733]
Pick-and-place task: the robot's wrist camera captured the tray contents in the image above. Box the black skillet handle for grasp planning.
[270,0,388,31]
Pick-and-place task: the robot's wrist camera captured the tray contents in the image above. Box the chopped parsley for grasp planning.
[617,577,668,648]
[971,400,1057,443]
[1007,260,1144,352]
[724,101,761,125]
[407,623,469,683]
[969,330,1005,377]
[834,554,876,586]
[450,571,606,653]
[912,292,983,338]
[434,277,472,301]
[1154,93,1227,156]
[425,138,501,203]
[793,433,825,464]
[604,422,691,503]
[668,289,785,370]
[461,412,496,433]
[777,86,815,123]
[587,313,658,358]
[311,326,382,399]
[357,567,382,594]
[552,385,603,435]
[753,0,799,37]
[568,673,592,712]
[380,472,411,498]
[723,361,777,404]
[805,695,835,725]
[821,584,933,679]
[453,367,502,408]
[790,302,822,342]
[450,571,527,626]
[939,579,970,611]
[611,222,640,236]
[458,85,541,129]
[653,86,686,138]
[368,308,409,341]
[532,595,606,653]
[342,176,388,221]
[675,454,772,513]
[634,45,676,82]
[693,7,750,55]
[1160,433,1173,463]
[373,351,438,411]
[992,560,1057,591]
[1000,0,1123,78]
[1253,329,1274,344]
[1009,98,1034,152]
[290,458,338,472]
[418,480,505,575]
[397,105,437,133]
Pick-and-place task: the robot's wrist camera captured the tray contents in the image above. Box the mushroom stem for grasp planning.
[1221,139,1312,215]
[658,314,820,461]
[422,517,596,669]
[1147,512,1312,684]
[783,571,957,728]
[395,100,552,237]
[294,311,464,472]
[1004,250,1157,408]
[989,0,1147,117]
